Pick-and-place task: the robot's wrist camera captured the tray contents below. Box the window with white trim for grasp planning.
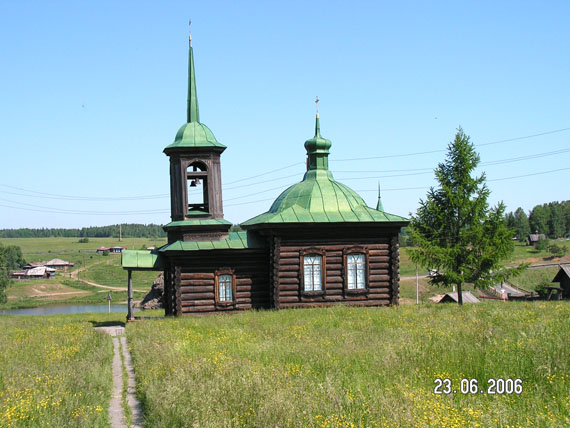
[347,254,366,289]
[218,274,233,302]
[303,255,323,291]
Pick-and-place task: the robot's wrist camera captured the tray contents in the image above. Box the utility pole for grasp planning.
[416,264,419,304]
[127,270,134,322]
[119,224,122,242]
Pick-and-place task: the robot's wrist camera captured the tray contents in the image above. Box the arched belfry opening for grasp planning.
[186,161,208,213]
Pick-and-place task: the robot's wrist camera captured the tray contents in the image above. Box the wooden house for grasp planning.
[122,33,408,316]
[437,291,480,304]
[10,266,55,280]
[45,258,74,270]
[526,233,546,247]
[552,265,570,299]
[97,246,126,254]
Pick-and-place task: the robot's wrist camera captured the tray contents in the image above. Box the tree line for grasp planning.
[0,242,26,303]
[506,201,570,241]
[0,224,167,239]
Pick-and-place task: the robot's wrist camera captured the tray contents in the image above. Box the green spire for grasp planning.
[187,31,200,123]
[304,113,332,171]
[164,29,226,152]
[376,182,384,211]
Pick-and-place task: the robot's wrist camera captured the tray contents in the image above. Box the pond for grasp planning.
[0,304,143,316]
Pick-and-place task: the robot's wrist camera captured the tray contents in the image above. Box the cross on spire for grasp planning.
[315,96,319,117]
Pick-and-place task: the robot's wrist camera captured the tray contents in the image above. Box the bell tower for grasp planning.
[163,29,231,243]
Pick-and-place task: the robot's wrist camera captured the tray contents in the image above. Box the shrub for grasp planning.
[78,237,90,243]
[102,250,109,257]
[534,281,550,299]
[536,239,548,251]
[547,243,567,257]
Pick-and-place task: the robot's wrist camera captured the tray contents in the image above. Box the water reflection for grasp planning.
[0,304,142,316]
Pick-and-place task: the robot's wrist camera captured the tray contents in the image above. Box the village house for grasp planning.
[97,246,126,254]
[122,33,408,316]
[10,266,55,280]
[44,258,74,270]
[551,265,570,300]
[526,232,546,247]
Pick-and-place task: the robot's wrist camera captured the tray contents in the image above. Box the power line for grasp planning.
[3,146,568,203]
[1,164,568,215]
[0,184,169,201]
[224,162,303,185]
[331,127,570,162]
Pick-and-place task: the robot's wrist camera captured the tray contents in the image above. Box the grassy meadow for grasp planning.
[0,313,126,428]
[127,302,570,428]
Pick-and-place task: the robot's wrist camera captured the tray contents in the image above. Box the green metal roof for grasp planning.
[121,250,165,270]
[242,170,408,225]
[165,121,225,150]
[164,218,232,228]
[160,231,264,252]
[242,115,408,227]
[164,41,225,151]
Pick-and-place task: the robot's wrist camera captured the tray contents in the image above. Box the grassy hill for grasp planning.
[126,302,570,427]
[0,237,165,309]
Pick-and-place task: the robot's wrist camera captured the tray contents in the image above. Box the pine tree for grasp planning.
[409,128,525,305]
[513,207,531,241]
[548,202,565,238]
[529,205,550,236]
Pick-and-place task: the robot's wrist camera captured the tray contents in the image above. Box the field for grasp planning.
[127,302,570,427]
[0,237,164,309]
[0,301,568,427]
[0,313,122,427]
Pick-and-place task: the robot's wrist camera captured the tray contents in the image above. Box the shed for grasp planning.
[526,233,546,247]
[552,265,570,299]
[437,291,480,304]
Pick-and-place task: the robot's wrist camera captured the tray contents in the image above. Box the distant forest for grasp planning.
[399,200,570,247]
[506,200,570,241]
[0,224,167,239]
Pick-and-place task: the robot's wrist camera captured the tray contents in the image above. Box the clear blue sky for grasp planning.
[1,1,569,229]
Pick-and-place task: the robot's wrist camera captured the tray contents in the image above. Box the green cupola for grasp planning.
[304,114,332,171]
[242,114,408,227]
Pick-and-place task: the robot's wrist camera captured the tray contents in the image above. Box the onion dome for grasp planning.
[242,115,407,227]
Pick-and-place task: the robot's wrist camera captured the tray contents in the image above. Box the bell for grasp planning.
[189,180,197,187]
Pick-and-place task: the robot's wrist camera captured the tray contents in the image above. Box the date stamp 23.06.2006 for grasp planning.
[433,378,523,395]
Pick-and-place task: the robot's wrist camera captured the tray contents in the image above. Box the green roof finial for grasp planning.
[304,98,332,171]
[376,181,384,211]
[315,96,321,137]
[187,20,200,123]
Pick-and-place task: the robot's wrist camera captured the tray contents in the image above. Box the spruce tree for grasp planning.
[409,128,525,305]
[513,207,530,241]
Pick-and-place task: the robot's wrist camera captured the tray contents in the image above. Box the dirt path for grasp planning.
[75,278,146,293]
[30,290,87,296]
[69,261,146,293]
[95,326,144,428]
[68,261,104,279]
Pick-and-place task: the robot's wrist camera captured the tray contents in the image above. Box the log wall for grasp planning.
[274,235,399,309]
[171,250,269,314]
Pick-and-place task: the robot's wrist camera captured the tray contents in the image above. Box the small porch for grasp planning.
[121,249,165,321]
